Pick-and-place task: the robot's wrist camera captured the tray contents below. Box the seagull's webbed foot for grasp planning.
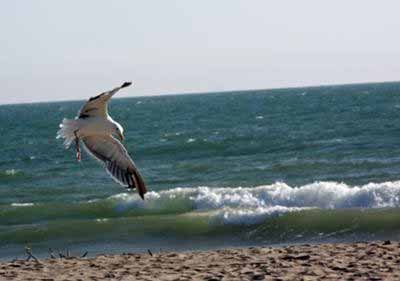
[74,130,81,162]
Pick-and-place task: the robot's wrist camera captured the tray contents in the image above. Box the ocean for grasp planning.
[1,82,400,260]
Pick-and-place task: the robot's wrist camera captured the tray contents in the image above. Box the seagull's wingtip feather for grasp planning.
[139,192,145,200]
[121,81,132,88]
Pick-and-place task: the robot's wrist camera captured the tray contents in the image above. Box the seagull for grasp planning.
[57,82,147,199]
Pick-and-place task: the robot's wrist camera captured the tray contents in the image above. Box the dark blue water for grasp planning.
[1,82,400,260]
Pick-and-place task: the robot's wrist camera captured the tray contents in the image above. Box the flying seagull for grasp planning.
[56,82,147,199]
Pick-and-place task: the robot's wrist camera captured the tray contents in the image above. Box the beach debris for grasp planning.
[81,251,88,258]
[281,254,310,261]
[147,249,153,256]
[52,248,89,259]
[105,272,116,278]
[58,250,66,259]
[25,246,40,263]
[48,248,56,259]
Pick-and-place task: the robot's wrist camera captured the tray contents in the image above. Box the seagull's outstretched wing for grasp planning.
[78,82,132,119]
[81,134,147,199]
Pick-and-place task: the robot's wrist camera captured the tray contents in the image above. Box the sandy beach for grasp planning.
[0,241,398,280]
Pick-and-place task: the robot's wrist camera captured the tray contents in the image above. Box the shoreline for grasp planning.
[0,241,399,280]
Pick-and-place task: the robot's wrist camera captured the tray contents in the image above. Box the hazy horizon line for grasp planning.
[1,79,399,107]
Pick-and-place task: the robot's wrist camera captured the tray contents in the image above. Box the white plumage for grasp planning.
[57,82,147,199]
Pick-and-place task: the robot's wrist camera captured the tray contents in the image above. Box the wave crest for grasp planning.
[108,180,400,224]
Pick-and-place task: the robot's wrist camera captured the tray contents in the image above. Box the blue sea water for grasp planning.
[1,82,400,260]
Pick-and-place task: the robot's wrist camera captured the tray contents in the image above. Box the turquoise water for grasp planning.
[1,82,400,259]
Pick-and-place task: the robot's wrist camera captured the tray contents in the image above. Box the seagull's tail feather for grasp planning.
[57,118,80,148]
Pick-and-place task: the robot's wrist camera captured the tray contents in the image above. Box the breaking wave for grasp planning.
[107,180,400,225]
[2,182,400,256]
[9,180,398,224]
[6,180,400,226]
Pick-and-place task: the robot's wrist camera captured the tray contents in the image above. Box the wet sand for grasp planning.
[0,241,399,280]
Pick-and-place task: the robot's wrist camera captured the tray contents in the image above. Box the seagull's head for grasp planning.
[113,122,125,142]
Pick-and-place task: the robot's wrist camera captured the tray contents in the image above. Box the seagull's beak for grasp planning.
[117,131,125,142]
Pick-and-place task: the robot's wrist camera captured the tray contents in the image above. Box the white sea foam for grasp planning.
[5,169,18,176]
[11,203,34,207]
[109,181,400,225]
[210,206,309,225]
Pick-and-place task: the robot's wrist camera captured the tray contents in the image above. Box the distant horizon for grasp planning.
[1,79,399,106]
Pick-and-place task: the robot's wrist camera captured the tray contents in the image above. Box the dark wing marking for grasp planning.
[78,94,109,119]
[88,93,106,102]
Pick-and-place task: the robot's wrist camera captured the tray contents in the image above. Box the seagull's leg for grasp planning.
[74,130,81,162]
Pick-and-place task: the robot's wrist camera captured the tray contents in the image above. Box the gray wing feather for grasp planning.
[81,134,146,199]
[77,82,132,119]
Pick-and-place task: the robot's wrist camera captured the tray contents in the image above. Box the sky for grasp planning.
[1,0,400,104]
